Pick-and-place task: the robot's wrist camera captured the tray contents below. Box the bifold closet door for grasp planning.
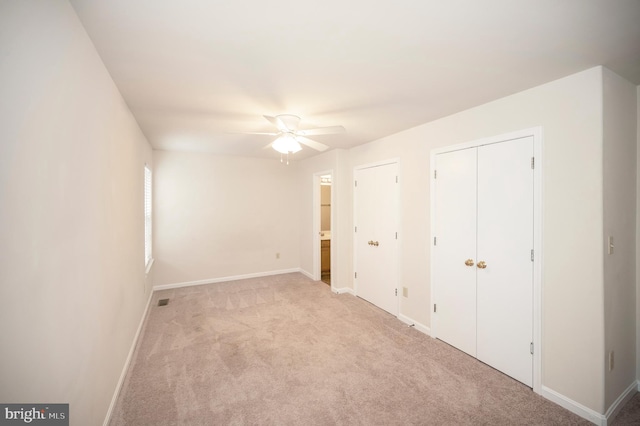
[354,163,399,316]
[476,137,534,387]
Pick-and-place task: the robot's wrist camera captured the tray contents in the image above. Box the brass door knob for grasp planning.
[464,259,474,267]
[477,261,487,269]
[373,241,379,247]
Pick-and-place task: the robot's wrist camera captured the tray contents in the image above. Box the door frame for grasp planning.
[353,158,401,316]
[429,127,543,394]
[313,169,334,289]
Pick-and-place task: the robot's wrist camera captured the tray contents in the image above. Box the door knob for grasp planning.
[477,261,487,269]
[368,240,373,246]
[464,259,474,267]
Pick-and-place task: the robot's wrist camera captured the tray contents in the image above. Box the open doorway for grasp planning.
[319,174,332,285]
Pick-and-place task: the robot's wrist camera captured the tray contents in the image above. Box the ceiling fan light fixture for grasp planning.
[272,133,302,154]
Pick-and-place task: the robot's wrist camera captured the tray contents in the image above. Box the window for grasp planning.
[144,165,152,269]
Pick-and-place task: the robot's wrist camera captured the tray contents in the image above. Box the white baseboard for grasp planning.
[540,386,604,425]
[398,313,431,336]
[604,380,638,425]
[103,290,154,426]
[299,269,314,280]
[540,380,639,426]
[152,268,303,291]
[333,287,355,296]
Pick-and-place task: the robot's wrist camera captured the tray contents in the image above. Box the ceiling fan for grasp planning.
[243,114,345,163]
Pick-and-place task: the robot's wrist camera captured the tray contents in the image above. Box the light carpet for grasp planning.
[111,273,599,425]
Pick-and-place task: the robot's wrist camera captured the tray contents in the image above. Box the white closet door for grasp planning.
[354,162,399,316]
[433,136,535,388]
[433,149,477,356]
[476,137,534,387]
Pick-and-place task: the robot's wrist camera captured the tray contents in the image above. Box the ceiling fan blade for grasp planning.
[264,114,302,132]
[297,136,329,152]
[277,114,301,131]
[263,115,280,129]
[298,125,346,136]
[264,115,287,132]
[229,131,279,136]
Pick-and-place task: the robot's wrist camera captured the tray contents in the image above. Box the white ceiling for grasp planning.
[69,0,640,161]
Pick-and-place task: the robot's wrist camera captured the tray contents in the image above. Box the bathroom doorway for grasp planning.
[320,174,331,285]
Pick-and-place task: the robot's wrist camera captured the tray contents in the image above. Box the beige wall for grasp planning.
[321,67,606,412]
[0,1,153,424]
[602,69,637,410]
[152,151,301,286]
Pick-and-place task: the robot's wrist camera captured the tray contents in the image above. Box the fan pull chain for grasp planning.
[279,152,290,165]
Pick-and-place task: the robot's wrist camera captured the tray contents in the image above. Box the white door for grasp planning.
[433,137,534,387]
[433,149,477,357]
[476,137,534,387]
[354,162,399,315]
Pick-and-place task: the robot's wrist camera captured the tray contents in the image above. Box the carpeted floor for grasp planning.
[110,273,633,425]
[612,392,640,426]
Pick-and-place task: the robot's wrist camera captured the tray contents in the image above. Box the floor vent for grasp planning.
[158,298,169,307]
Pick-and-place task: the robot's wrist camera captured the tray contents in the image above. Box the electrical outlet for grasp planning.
[609,351,614,371]
[403,287,408,298]
[276,253,280,259]
[608,236,614,255]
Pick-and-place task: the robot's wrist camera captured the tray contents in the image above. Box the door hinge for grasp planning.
[530,342,534,355]
[531,249,534,262]
[434,236,437,246]
[355,180,357,187]
[355,226,357,233]
[396,176,398,183]
[434,170,437,179]
[395,288,398,296]
[531,157,535,169]
[434,304,437,313]
[355,272,357,279]
[395,232,398,239]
